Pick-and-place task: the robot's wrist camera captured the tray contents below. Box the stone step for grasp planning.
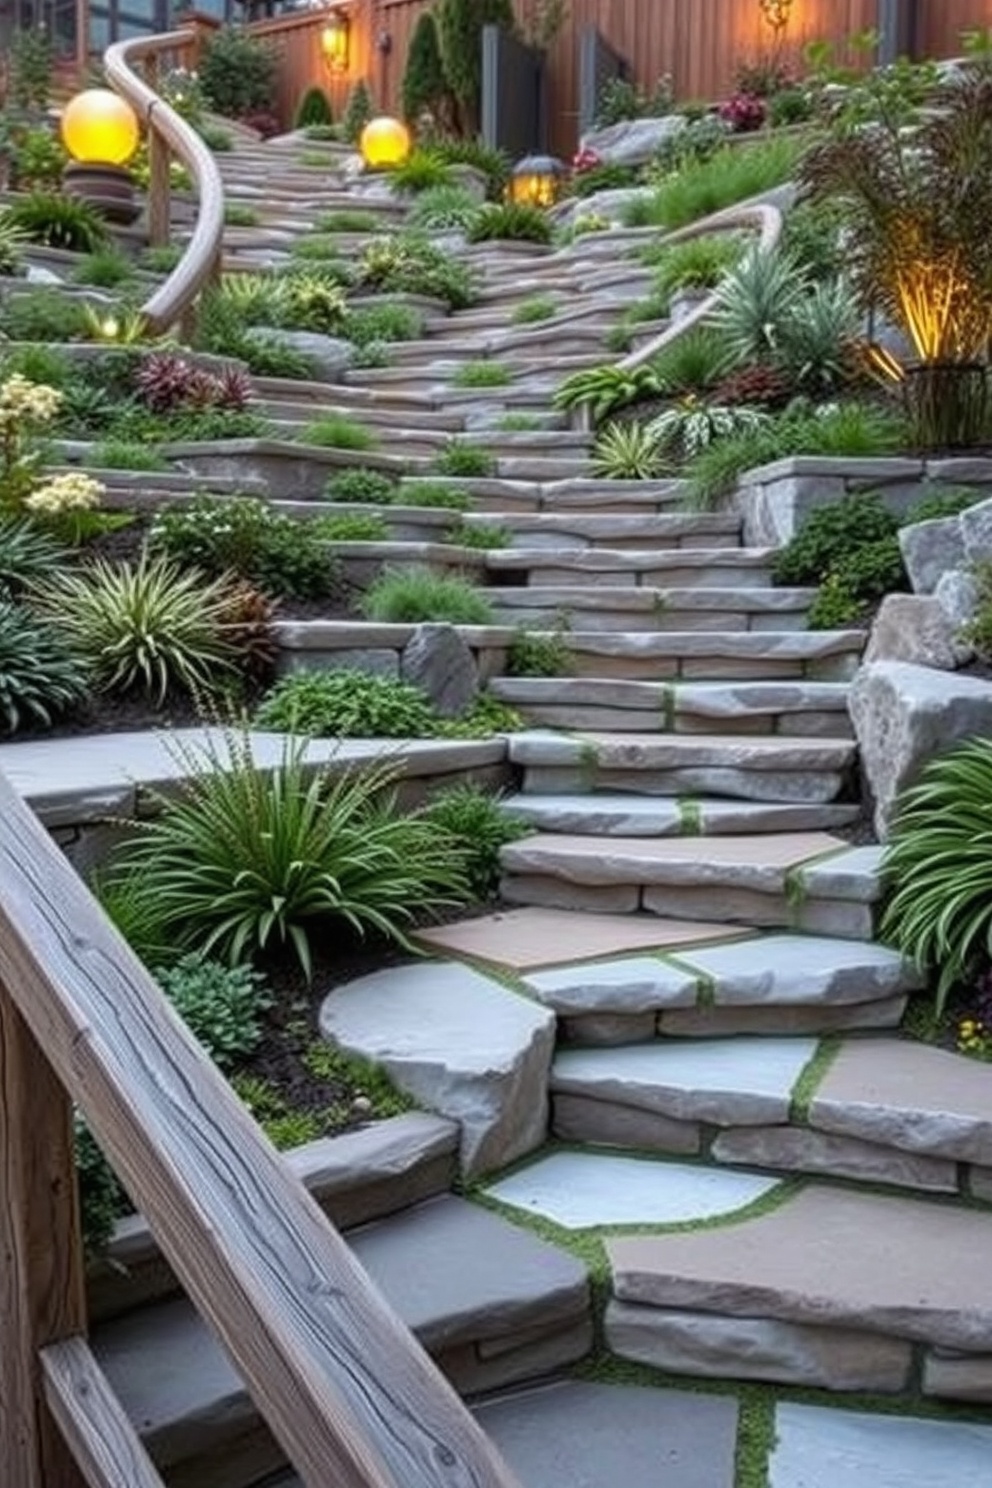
[551,1028,992,1194]
[486,586,817,634]
[499,793,862,838]
[486,547,774,589]
[92,1195,591,1483]
[604,1182,992,1396]
[488,679,854,738]
[499,830,879,936]
[556,629,864,682]
[509,731,858,805]
[494,511,743,550]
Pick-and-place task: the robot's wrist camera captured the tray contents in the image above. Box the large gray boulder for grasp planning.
[580,114,687,167]
[849,661,992,836]
[864,593,971,672]
[319,963,555,1178]
[401,623,479,718]
[899,515,967,596]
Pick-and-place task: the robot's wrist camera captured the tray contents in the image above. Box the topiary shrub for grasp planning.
[401,10,451,125]
[294,86,333,130]
[342,80,374,143]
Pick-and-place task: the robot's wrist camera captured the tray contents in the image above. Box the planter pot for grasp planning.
[903,361,989,451]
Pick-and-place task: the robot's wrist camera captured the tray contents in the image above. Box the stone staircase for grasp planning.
[24,125,992,1486]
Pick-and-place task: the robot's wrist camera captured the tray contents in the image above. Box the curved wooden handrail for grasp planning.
[0,767,520,1488]
[103,30,225,336]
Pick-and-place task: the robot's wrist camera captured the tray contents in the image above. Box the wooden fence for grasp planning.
[243,0,992,156]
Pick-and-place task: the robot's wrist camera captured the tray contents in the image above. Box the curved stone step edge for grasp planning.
[498,793,863,838]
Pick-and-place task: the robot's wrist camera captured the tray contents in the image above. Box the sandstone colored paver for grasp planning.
[488,1151,778,1231]
[475,1380,738,1488]
[609,1185,992,1350]
[414,907,745,970]
[810,1037,992,1164]
[769,1403,992,1488]
[672,935,921,1007]
[551,1038,818,1127]
[606,1302,912,1393]
[319,963,554,1177]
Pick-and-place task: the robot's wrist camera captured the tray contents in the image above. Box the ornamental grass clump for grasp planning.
[101,732,471,978]
[881,737,992,1013]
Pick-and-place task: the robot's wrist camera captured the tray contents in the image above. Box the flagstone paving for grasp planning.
[768,1404,992,1488]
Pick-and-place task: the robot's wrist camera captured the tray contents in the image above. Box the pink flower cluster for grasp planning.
[572,146,602,173]
[718,93,767,133]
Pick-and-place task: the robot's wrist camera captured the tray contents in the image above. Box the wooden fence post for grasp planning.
[0,978,89,1488]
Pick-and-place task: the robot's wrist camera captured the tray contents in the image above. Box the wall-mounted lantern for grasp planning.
[508,154,564,208]
[320,8,351,75]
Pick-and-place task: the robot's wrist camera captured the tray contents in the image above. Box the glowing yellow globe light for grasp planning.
[360,116,412,170]
[61,89,140,168]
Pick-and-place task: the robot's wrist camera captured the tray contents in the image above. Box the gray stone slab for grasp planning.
[712,1126,958,1193]
[474,1380,738,1488]
[551,1039,817,1126]
[657,995,907,1037]
[499,793,860,837]
[552,1092,701,1153]
[606,1302,913,1392]
[319,963,554,1178]
[672,935,918,1008]
[487,1150,778,1230]
[810,1037,992,1164]
[923,1350,992,1402]
[609,1184,992,1350]
[797,846,884,902]
[769,1403,992,1488]
[523,956,697,1015]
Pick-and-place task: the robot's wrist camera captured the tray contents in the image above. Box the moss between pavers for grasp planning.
[788,1035,841,1124]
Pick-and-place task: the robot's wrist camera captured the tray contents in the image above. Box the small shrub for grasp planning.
[72,246,136,289]
[496,413,542,431]
[647,399,771,461]
[444,521,509,549]
[466,202,553,245]
[149,495,337,599]
[298,414,378,451]
[323,467,397,505]
[407,183,481,232]
[401,9,450,124]
[199,122,234,152]
[224,203,260,227]
[87,441,170,472]
[432,440,496,478]
[647,233,743,300]
[4,192,109,252]
[156,954,272,1069]
[342,80,374,143]
[314,209,381,234]
[361,567,495,624]
[400,480,471,511]
[102,733,470,977]
[630,136,801,230]
[512,295,557,324]
[387,149,454,194]
[0,599,88,733]
[199,26,276,118]
[355,236,477,310]
[75,1121,126,1256]
[554,363,665,423]
[452,361,512,388]
[33,556,238,703]
[341,302,423,346]
[650,328,732,395]
[421,784,527,899]
[772,494,900,587]
[507,623,572,677]
[141,243,183,274]
[0,288,89,343]
[880,738,992,1012]
[294,86,333,130]
[0,515,66,596]
[255,669,438,738]
[431,138,511,200]
[312,512,390,541]
[240,337,318,381]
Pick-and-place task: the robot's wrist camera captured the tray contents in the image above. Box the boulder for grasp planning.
[899,515,966,595]
[319,963,555,1178]
[935,567,979,629]
[401,623,478,718]
[848,661,992,836]
[960,495,992,562]
[242,327,354,380]
[551,186,653,229]
[864,593,971,671]
[580,114,687,167]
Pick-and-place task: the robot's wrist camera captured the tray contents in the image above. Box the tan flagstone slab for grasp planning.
[609,1184,992,1350]
[414,908,750,971]
[810,1037,992,1165]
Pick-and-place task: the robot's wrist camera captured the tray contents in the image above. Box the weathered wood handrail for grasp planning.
[103,30,225,336]
[0,765,521,1488]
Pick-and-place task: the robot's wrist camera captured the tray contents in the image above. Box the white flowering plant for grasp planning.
[0,373,63,508]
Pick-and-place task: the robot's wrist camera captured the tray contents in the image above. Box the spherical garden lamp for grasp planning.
[61,88,142,225]
[359,115,412,170]
[508,154,564,208]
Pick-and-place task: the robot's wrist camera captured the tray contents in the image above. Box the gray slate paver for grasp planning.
[523,955,697,1014]
[769,1403,992,1488]
[672,934,920,1007]
[475,1380,738,1488]
[488,1150,778,1230]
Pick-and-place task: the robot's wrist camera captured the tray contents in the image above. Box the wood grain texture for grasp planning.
[103,31,225,337]
[41,1339,168,1488]
[0,768,521,1488]
[0,981,89,1488]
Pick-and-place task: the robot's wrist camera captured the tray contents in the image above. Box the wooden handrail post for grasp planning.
[143,56,171,249]
[0,978,89,1488]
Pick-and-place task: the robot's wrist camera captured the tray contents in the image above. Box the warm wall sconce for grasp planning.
[759,0,794,38]
[320,8,350,74]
